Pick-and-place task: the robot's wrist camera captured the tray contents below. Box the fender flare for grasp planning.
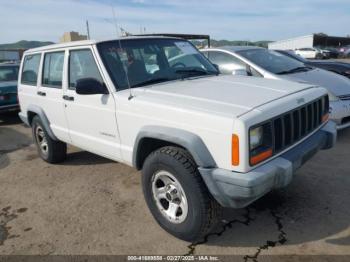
[26,105,58,141]
[132,126,217,169]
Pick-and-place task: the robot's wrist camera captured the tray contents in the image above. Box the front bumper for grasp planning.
[199,121,337,208]
[330,100,350,130]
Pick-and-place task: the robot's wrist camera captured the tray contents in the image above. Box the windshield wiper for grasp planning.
[175,68,215,78]
[277,66,312,75]
[131,78,171,88]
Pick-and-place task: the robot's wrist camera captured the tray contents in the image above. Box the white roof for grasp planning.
[25,36,180,54]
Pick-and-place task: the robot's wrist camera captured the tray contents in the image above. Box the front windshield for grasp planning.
[237,49,310,75]
[0,66,19,82]
[282,51,308,63]
[97,38,218,90]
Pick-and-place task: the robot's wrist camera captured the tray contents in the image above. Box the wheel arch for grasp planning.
[132,126,217,170]
[26,105,58,141]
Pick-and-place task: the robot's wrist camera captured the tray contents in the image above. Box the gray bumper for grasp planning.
[199,121,337,208]
[18,111,30,126]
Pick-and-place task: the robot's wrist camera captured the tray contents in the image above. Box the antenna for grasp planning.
[110,4,134,100]
[111,4,119,37]
[86,20,90,40]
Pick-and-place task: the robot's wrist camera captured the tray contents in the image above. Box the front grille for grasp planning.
[339,94,350,101]
[272,96,327,154]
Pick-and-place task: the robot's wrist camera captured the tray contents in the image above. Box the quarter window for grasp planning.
[69,49,103,89]
[21,54,41,85]
[42,52,64,88]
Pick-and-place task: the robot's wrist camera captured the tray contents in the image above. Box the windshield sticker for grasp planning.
[175,42,197,55]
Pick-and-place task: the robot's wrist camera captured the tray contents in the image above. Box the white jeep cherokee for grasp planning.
[18,37,336,241]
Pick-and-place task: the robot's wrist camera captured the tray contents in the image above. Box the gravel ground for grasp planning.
[0,111,350,260]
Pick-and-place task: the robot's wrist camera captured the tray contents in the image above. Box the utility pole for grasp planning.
[86,20,90,40]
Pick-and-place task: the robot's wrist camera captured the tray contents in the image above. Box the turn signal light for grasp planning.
[250,149,273,166]
[322,113,329,123]
[231,134,239,166]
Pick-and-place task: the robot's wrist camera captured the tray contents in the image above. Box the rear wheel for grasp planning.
[32,116,67,163]
[142,146,221,242]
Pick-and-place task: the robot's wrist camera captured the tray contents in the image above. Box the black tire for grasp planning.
[142,146,221,242]
[31,115,67,163]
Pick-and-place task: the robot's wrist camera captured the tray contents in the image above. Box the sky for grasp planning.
[1,0,350,44]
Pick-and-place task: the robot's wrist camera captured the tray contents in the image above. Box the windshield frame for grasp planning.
[96,38,218,91]
[236,48,309,75]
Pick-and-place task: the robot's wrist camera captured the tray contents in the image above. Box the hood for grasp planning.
[280,68,350,96]
[0,81,17,94]
[311,61,350,68]
[133,75,314,118]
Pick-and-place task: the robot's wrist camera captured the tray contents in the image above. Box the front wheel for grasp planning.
[142,146,221,242]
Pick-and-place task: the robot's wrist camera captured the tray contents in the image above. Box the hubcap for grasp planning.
[151,171,188,224]
[35,126,48,156]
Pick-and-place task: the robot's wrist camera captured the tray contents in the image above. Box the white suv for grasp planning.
[18,37,336,241]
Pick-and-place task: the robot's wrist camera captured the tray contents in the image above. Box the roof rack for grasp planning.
[133,33,211,47]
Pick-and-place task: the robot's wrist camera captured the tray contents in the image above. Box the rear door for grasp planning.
[63,47,121,160]
[37,50,70,142]
[18,53,42,114]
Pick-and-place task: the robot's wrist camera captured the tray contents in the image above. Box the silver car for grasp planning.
[202,46,350,130]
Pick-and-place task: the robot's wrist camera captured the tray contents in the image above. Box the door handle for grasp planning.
[63,95,74,101]
[37,91,46,96]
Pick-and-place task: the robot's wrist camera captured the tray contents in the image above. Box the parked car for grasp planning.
[275,49,350,78]
[0,62,19,113]
[322,47,340,58]
[339,45,350,58]
[18,38,336,241]
[202,46,350,129]
[295,47,326,59]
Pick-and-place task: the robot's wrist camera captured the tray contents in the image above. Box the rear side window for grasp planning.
[42,52,64,88]
[21,54,41,85]
[69,49,103,89]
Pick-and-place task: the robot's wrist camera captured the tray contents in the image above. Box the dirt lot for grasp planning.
[0,111,350,260]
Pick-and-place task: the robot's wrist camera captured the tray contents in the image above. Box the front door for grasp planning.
[63,47,121,161]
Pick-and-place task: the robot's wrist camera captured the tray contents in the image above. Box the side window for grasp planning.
[21,54,41,85]
[208,51,245,74]
[42,52,64,88]
[69,49,103,89]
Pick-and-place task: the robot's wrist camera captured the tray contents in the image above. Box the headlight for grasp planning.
[249,123,273,166]
[328,91,339,102]
[249,126,263,150]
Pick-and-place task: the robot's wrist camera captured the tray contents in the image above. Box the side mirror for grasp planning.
[212,64,219,71]
[75,78,109,95]
[232,68,248,76]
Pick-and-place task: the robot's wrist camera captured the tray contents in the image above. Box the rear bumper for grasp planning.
[199,121,337,208]
[18,111,30,126]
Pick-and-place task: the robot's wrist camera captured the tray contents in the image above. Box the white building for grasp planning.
[268,35,314,50]
[268,34,350,50]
